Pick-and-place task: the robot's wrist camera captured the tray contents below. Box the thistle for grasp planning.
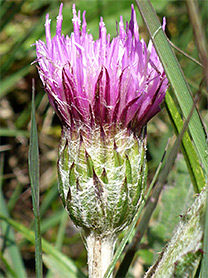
[35,3,168,277]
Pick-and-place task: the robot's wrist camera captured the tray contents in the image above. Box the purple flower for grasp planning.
[36,3,168,134]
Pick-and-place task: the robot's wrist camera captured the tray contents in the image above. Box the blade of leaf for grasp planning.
[0,1,25,32]
[0,128,29,137]
[7,183,23,213]
[39,183,59,218]
[28,80,43,278]
[0,215,86,278]
[40,209,66,234]
[54,209,68,250]
[0,65,30,99]
[186,0,208,89]
[135,0,208,174]
[165,90,205,192]
[0,155,27,278]
[144,187,206,277]
[0,251,17,278]
[45,209,69,278]
[43,254,78,278]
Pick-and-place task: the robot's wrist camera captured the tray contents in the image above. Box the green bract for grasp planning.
[58,126,147,236]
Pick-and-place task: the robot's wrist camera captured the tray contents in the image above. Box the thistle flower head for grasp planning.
[36,3,168,135]
[35,4,168,236]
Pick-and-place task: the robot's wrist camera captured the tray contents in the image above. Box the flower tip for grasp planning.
[100,16,104,25]
[59,3,63,17]
[131,4,135,17]
[162,17,166,30]
[82,10,86,24]
[45,13,50,25]
[72,3,76,16]
[56,3,63,36]
[82,10,87,34]
[129,3,138,38]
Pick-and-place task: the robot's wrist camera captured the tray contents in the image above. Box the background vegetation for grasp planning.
[0,0,207,277]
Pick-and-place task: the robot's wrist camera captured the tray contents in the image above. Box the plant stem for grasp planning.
[86,233,116,278]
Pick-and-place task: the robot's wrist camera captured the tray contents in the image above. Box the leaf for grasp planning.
[43,254,78,278]
[144,187,206,278]
[28,84,43,278]
[0,65,30,99]
[0,128,29,137]
[165,90,205,192]
[0,156,27,278]
[0,215,86,278]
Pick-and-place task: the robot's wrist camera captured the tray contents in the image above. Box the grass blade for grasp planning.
[0,251,17,278]
[0,155,27,278]
[165,91,205,192]
[28,80,43,278]
[45,209,69,278]
[0,65,30,99]
[43,254,79,278]
[135,0,208,174]
[186,0,208,89]
[0,128,29,137]
[0,1,25,32]
[0,215,86,278]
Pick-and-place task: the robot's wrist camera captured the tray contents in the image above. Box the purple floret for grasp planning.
[36,3,168,133]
